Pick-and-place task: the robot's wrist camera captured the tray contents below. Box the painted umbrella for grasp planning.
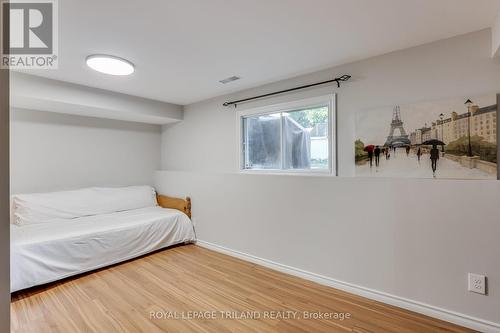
[422,139,445,146]
[363,145,375,152]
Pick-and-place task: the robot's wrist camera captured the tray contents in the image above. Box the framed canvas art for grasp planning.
[354,94,498,179]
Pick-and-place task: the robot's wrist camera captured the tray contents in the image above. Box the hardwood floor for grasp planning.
[11,244,476,333]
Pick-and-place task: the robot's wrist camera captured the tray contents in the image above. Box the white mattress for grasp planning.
[11,206,196,292]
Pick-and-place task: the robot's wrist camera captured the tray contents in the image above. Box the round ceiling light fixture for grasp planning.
[86,54,135,76]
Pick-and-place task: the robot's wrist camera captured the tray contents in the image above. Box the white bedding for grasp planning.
[11,206,196,292]
[12,186,158,226]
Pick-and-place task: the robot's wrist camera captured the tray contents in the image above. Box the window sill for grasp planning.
[239,169,335,177]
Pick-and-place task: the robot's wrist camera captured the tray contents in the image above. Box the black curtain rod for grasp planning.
[223,74,351,107]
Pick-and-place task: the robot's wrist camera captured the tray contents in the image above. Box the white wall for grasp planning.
[11,108,161,194]
[11,73,184,125]
[158,29,500,329]
[493,12,500,57]
[162,29,500,175]
[0,57,9,333]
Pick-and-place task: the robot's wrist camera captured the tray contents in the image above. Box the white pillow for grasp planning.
[12,186,157,226]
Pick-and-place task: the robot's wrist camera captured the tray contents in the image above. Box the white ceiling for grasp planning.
[21,0,500,105]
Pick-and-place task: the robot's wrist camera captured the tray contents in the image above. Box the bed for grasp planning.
[10,186,195,292]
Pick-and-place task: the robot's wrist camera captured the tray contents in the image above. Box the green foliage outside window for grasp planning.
[287,107,328,129]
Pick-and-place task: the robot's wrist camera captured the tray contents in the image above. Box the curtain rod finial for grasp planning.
[222,102,237,107]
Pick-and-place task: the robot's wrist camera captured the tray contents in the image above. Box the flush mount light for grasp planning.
[86,55,135,76]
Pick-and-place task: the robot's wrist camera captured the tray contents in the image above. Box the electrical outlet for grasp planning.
[468,273,486,295]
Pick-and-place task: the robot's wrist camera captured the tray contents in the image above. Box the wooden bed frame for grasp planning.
[156,194,191,218]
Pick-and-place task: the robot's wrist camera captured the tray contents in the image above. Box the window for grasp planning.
[239,95,334,174]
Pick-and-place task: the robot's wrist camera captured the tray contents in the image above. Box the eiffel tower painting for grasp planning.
[355,94,497,179]
[384,106,411,147]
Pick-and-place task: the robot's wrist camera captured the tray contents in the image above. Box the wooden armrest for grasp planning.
[156,194,191,218]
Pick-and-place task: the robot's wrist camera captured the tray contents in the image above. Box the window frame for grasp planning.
[237,94,336,176]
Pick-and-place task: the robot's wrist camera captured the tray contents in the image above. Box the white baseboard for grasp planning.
[196,239,500,333]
